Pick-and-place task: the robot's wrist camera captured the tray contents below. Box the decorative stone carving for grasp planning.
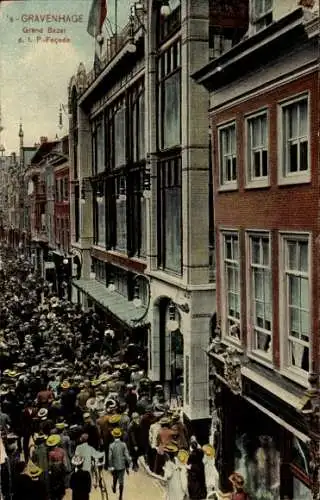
[76,62,87,93]
[299,0,315,7]
[222,346,242,395]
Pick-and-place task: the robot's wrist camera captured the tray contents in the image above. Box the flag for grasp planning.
[87,0,107,38]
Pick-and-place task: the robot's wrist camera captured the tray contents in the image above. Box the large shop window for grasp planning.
[157,156,182,274]
[92,120,105,174]
[127,169,146,258]
[223,232,240,341]
[283,236,310,373]
[115,175,127,252]
[94,183,106,248]
[249,234,272,358]
[235,431,280,499]
[132,84,145,163]
[114,99,126,169]
[158,40,181,150]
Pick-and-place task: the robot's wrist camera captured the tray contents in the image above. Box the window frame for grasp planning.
[253,0,273,32]
[246,231,272,362]
[220,231,241,343]
[245,109,270,188]
[279,232,311,386]
[278,93,310,186]
[217,121,238,190]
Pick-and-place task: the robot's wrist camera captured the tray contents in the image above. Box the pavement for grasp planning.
[63,466,165,500]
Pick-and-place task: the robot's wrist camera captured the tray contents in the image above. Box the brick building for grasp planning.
[194,2,319,499]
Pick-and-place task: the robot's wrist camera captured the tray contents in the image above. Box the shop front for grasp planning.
[208,344,314,500]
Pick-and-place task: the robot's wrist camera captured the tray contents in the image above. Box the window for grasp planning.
[92,120,104,174]
[158,157,182,274]
[74,183,80,242]
[127,169,146,258]
[219,122,237,185]
[249,234,272,357]
[132,84,145,163]
[282,96,309,178]
[158,0,181,44]
[94,183,106,248]
[158,40,181,150]
[114,99,126,168]
[283,236,310,374]
[63,177,69,201]
[253,0,273,31]
[247,112,268,182]
[115,175,127,252]
[94,259,106,284]
[223,233,240,340]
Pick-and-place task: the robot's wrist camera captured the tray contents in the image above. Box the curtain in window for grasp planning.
[163,72,181,149]
[114,106,126,168]
[164,186,181,272]
[97,197,106,247]
[96,124,104,173]
[116,198,127,251]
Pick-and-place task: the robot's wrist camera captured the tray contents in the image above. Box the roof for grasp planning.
[30,141,58,165]
[192,7,306,91]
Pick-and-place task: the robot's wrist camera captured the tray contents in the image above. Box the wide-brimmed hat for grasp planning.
[203,444,215,458]
[6,432,18,441]
[91,379,101,387]
[109,414,121,425]
[37,408,48,420]
[71,455,84,466]
[61,380,70,390]
[163,443,178,454]
[46,434,61,447]
[34,432,48,441]
[29,464,43,478]
[111,427,122,438]
[99,373,110,383]
[86,397,97,410]
[83,412,91,420]
[229,472,245,488]
[56,422,68,430]
[159,417,171,425]
[177,449,189,464]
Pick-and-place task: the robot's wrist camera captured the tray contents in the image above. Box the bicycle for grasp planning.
[91,456,109,500]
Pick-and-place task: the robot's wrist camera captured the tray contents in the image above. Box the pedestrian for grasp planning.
[202,444,219,495]
[74,433,104,472]
[70,455,92,500]
[108,427,132,500]
[187,439,207,499]
[12,460,33,500]
[28,463,48,500]
[160,444,188,500]
[229,473,251,500]
[127,412,143,471]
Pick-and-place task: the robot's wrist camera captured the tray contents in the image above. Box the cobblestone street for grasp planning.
[64,467,165,500]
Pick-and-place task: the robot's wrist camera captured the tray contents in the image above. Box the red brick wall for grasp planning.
[211,71,319,373]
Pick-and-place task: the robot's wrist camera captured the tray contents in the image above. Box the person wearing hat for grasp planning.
[12,460,33,500]
[187,438,207,500]
[202,444,219,495]
[127,412,143,471]
[171,411,189,450]
[31,432,50,489]
[154,417,176,476]
[83,411,101,451]
[125,383,137,416]
[159,443,188,500]
[28,463,48,500]
[74,433,104,473]
[46,435,66,500]
[229,473,250,500]
[69,455,92,500]
[108,427,132,500]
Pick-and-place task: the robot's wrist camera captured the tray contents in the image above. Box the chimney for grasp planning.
[40,136,48,144]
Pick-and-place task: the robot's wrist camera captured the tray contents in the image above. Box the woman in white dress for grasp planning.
[150,443,188,500]
[202,444,219,497]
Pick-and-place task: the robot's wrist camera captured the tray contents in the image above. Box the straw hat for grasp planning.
[83,412,91,420]
[229,472,245,488]
[37,408,48,420]
[34,432,48,441]
[61,380,70,390]
[46,434,61,447]
[159,417,171,425]
[86,398,97,410]
[56,422,67,430]
[99,373,110,383]
[91,379,101,387]
[202,444,215,458]
[29,464,43,478]
[111,427,122,438]
[177,449,189,464]
[109,414,121,425]
[163,443,178,454]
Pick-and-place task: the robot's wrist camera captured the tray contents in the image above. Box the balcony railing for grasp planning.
[85,16,142,88]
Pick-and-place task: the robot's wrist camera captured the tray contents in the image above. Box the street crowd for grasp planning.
[0,246,247,500]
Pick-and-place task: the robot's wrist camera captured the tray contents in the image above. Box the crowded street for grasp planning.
[0,246,216,500]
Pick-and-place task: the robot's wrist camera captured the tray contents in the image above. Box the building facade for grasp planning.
[67,0,248,433]
[194,1,319,499]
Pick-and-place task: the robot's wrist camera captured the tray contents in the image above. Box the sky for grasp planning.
[0,0,131,154]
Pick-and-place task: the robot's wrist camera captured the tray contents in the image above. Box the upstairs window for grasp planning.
[253,0,273,31]
[218,122,237,186]
[247,112,268,183]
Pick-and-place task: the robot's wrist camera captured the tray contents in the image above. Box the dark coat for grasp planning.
[70,469,91,500]
[187,448,207,500]
[12,473,33,500]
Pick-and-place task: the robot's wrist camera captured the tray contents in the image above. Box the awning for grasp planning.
[72,278,149,329]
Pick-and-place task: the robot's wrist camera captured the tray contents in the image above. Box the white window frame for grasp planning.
[246,231,272,362]
[279,232,311,387]
[220,231,241,343]
[253,0,273,32]
[218,121,238,191]
[278,93,310,186]
[245,110,269,188]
